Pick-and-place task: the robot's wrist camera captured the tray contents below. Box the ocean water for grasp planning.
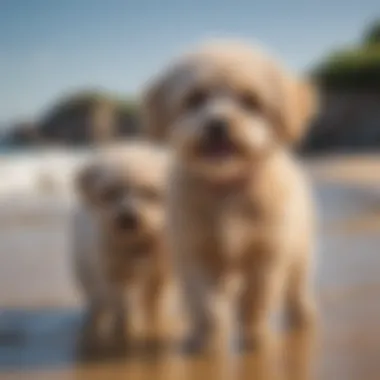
[0,149,90,198]
[0,149,91,308]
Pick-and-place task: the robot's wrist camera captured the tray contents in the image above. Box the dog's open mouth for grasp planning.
[125,237,154,258]
[198,138,238,160]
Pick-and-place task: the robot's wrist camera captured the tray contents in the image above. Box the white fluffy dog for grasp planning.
[142,40,318,351]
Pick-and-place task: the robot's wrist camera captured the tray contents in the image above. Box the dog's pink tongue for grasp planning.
[204,141,234,158]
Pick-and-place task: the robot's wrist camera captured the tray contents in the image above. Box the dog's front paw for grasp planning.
[286,300,317,330]
[141,335,170,356]
[78,323,105,358]
[109,333,133,355]
[240,326,271,352]
[182,332,210,355]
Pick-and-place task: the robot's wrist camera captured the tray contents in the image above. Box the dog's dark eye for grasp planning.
[185,89,208,111]
[239,92,261,112]
[101,185,124,203]
[138,187,161,202]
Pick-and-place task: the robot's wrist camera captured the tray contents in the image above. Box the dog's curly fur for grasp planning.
[142,40,318,350]
[73,142,170,352]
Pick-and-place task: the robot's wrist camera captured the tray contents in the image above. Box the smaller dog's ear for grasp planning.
[281,77,319,146]
[75,163,101,202]
[141,74,170,143]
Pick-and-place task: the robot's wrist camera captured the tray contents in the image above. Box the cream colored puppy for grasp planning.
[73,142,170,353]
[142,40,318,351]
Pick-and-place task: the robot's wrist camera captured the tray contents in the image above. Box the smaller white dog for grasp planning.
[72,142,170,353]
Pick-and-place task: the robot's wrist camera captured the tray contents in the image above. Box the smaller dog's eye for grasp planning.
[139,187,160,202]
[102,186,123,203]
[185,89,208,111]
[239,92,261,112]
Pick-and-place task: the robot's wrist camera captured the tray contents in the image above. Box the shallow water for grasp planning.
[0,160,380,379]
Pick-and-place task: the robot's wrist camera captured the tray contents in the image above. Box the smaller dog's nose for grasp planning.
[206,118,229,141]
[116,210,139,230]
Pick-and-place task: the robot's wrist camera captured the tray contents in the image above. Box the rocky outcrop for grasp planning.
[303,20,380,154]
[1,92,140,148]
[38,92,139,146]
[0,122,40,147]
[303,91,380,154]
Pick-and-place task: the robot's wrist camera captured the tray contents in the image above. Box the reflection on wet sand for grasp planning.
[74,328,315,380]
[237,328,316,380]
[0,311,317,380]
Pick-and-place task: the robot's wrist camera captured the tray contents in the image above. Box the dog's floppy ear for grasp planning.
[280,77,319,146]
[75,163,102,203]
[141,73,171,143]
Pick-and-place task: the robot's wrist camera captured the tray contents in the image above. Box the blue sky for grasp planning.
[0,0,379,124]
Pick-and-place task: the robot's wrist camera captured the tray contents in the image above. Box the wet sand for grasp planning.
[1,156,380,379]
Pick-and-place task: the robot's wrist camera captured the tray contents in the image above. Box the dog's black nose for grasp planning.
[116,210,139,230]
[206,118,229,141]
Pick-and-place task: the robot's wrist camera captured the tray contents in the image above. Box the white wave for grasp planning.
[0,149,90,198]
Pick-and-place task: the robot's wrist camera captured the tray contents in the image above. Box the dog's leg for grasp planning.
[239,258,283,349]
[141,273,167,350]
[80,297,108,353]
[180,265,214,353]
[82,288,129,354]
[108,287,130,351]
[180,267,234,353]
[285,258,316,329]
